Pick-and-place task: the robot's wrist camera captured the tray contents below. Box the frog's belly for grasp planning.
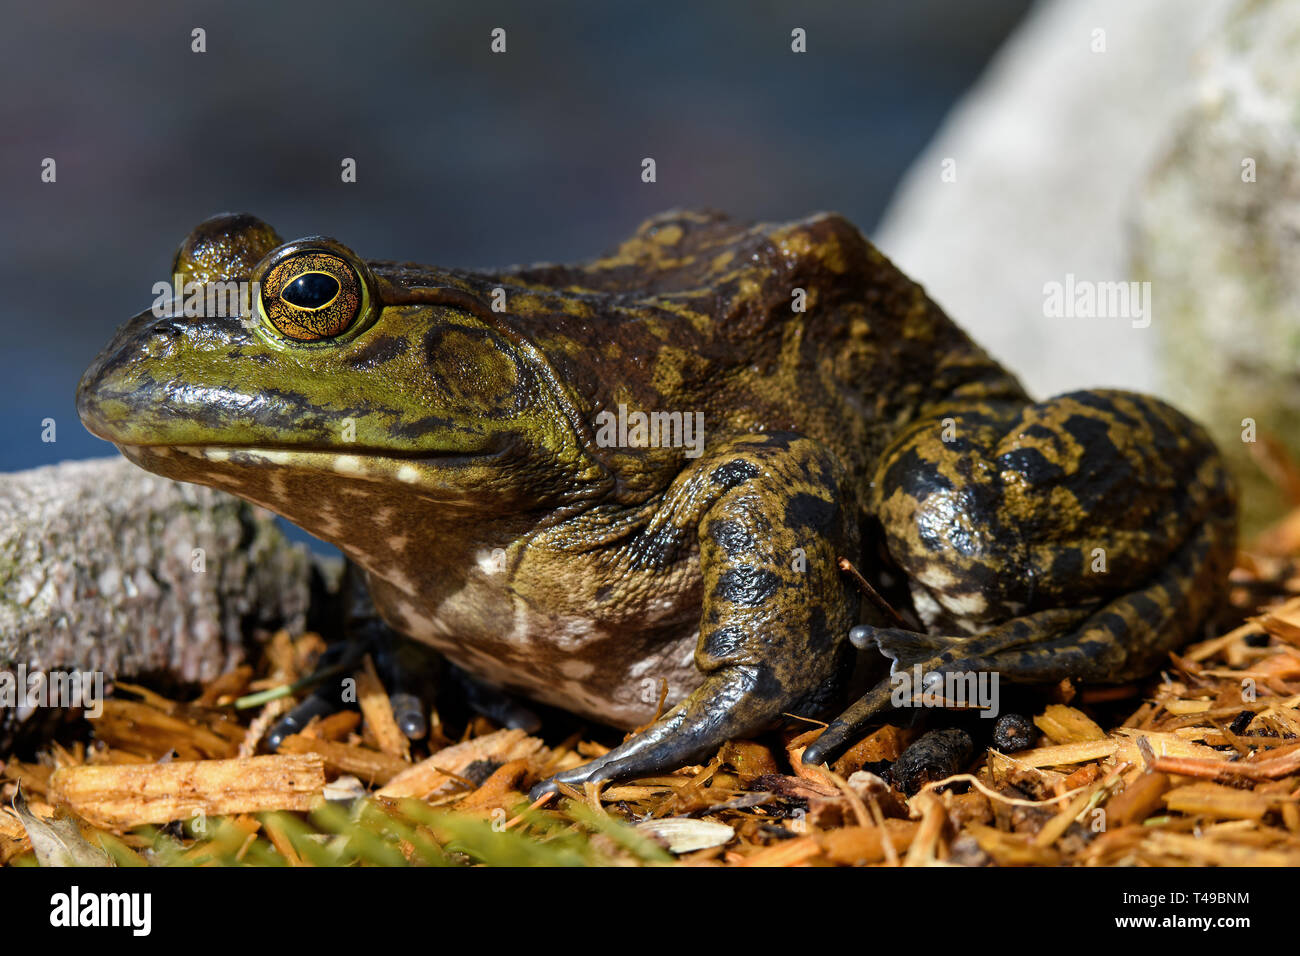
[371,579,702,729]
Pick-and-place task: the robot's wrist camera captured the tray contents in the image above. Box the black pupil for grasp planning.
[282,272,340,309]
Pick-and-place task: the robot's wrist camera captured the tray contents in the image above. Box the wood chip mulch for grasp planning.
[4,521,1300,867]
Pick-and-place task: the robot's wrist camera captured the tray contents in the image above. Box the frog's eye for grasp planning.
[262,251,363,341]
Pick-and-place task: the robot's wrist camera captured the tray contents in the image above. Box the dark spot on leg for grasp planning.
[701,625,748,660]
[714,566,780,606]
[760,432,795,449]
[1135,399,1181,454]
[1067,390,1138,428]
[707,518,755,558]
[816,458,836,490]
[1061,414,1130,510]
[756,431,797,451]
[1022,423,1058,442]
[997,447,1065,486]
[881,445,952,502]
[1092,612,1129,646]
[1049,547,1083,581]
[785,492,839,533]
[1128,592,1164,627]
[710,459,760,488]
[628,523,691,571]
[1063,414,1120,464]
[748,666,785,701]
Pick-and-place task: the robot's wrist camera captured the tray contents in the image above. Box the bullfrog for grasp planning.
[77,210,1237,794]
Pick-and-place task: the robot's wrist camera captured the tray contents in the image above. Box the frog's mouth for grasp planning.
[115,441,513,507]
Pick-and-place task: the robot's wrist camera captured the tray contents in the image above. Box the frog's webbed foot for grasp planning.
[804,390,1237,767]
[266,635,539,749]
[264,613,440,749]
[531,432,861,800]
[268,560,430,747]
[801,606,1086,765]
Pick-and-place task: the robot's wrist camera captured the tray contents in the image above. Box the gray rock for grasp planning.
[0,457,314,747]
[876,0,1229,401]
[1130,0,1300,530]
[876,0,1297,531]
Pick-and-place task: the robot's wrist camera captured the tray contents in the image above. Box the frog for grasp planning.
[76,210,1237,795]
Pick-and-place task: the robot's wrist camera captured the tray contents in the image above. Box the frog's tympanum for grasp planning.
[78,211,1237,793]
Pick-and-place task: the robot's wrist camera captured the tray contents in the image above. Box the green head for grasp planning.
[77,214,609,554]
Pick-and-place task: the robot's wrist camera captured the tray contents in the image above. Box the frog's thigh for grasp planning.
[875,389,1236,638]
[802,390,1237,766]
[531,433,859,795]
[807,516,1227,766]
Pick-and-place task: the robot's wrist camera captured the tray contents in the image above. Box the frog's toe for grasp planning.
[527,778,557,802]
[494,703,542,734]
[800,678,896,768]
[525,744,682,802]
[388,692,427,739]
[805,610,1084,765]
[265,639,368,751]
[265,694,345,752]
[527,760,609,801]
[371,634,442,740]
[529,705,745,801]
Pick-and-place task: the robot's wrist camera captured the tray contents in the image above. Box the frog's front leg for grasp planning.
[530,433,860,798]
[802,389,1237,767]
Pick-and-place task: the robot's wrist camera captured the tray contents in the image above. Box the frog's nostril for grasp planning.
[153,317,186,339]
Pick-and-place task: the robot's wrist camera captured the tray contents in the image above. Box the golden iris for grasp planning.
[262,252,362,341]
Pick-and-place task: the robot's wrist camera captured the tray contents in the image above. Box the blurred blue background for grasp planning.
[1,0,1031,474]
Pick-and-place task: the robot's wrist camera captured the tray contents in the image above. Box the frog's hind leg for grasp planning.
[803,505,1232,765]
[802,389,1237,767]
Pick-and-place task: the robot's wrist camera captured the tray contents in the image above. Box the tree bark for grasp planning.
[1,457,317,748]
